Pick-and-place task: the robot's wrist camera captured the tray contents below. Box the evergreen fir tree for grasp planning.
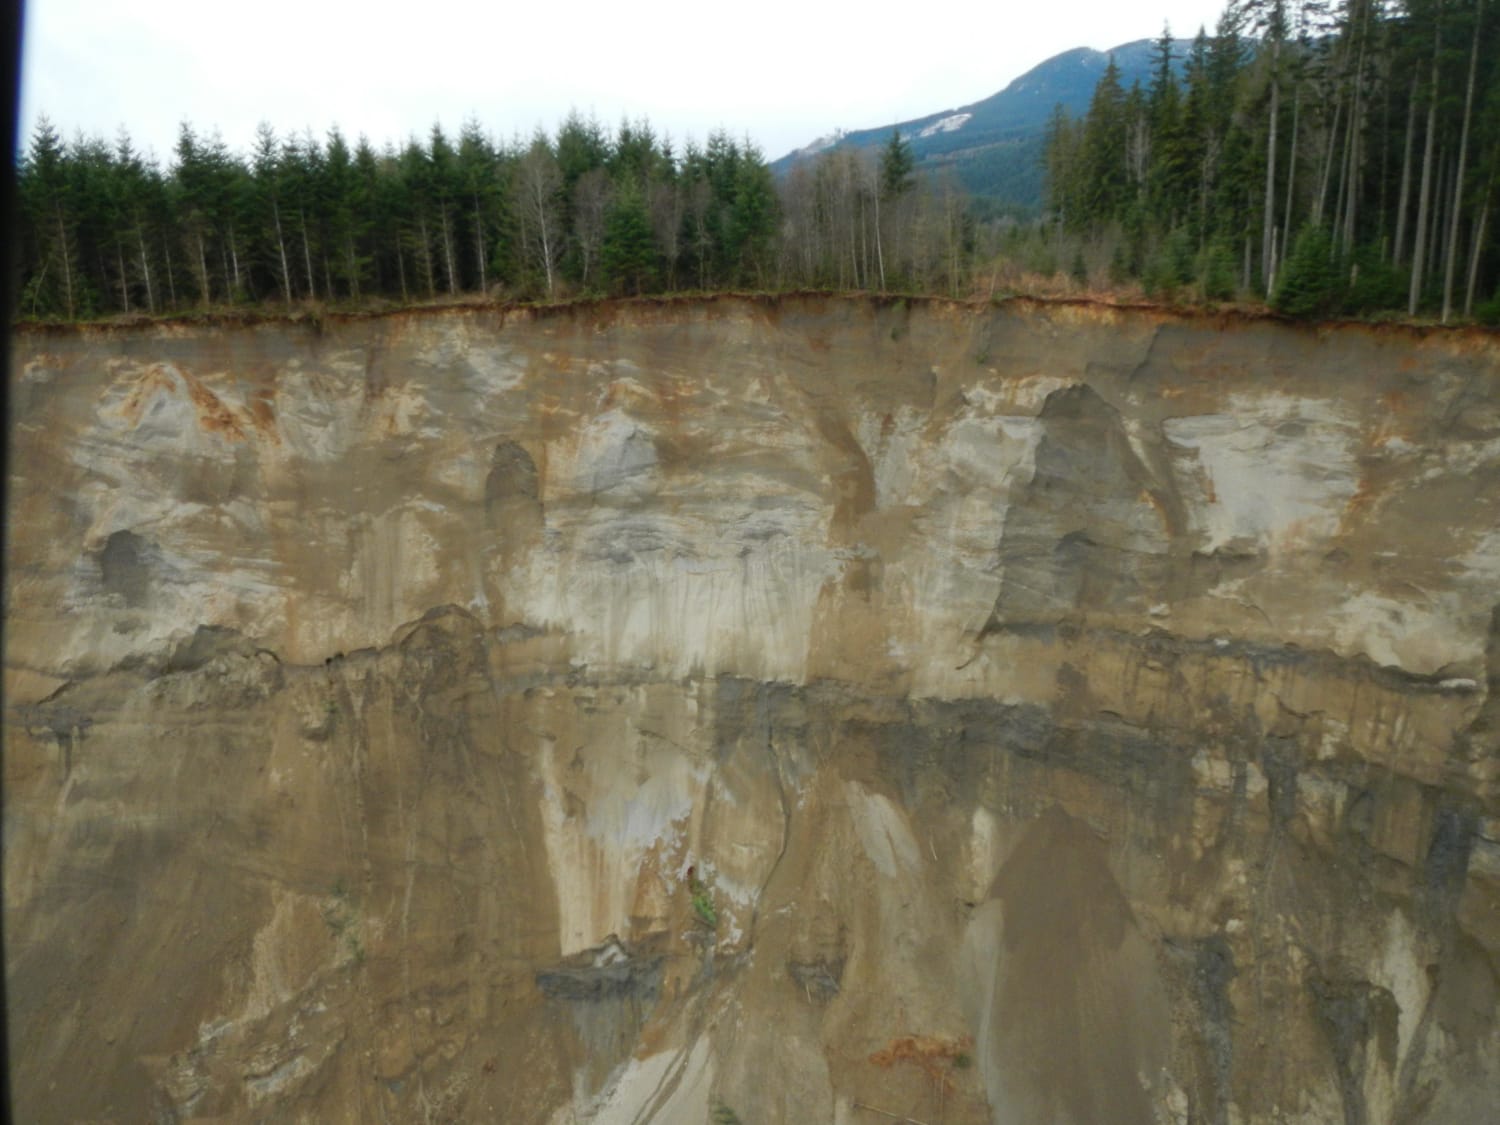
[1273,223,1341,316]
[602,181,655,295]
[880,130,914,198]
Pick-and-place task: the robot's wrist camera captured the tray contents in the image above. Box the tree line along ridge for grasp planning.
[13,0,1500,323]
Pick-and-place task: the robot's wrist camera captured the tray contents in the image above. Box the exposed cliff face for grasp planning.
[6,297,1499,1124]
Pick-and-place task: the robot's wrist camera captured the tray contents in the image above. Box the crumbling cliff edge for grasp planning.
[7,296,1500,1123]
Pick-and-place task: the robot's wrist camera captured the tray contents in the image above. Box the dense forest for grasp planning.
[1046,0,1500,320]
[12,111,966,319]
[12,0,1499,322]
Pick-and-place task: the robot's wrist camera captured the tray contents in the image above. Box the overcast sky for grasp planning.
[19,0,1233,165]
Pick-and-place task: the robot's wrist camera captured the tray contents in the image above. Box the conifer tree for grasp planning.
[1080,57,1128,227]
[880,130,914,198]
[1273,222,1340,315]
[19,119,82,317]
[602,180,655,295]
[727,144,778,287]
[456,120,506,295]
[252,123,294,304]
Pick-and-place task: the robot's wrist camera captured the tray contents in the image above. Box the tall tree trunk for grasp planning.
[1262,31,1283,294]
[1408,13,1442,316]
[1464,178,1491,317]
[1341,117,1361,257]
[1340,2,1373,256]
[439,207,457,294]
[1392,77,1419,263]
[1333,98,1355,251]
[417,214,435,297]
[394,224,410,303]
[163,236,178,307]
[1316,90,1341,229]
[272,200,292,304]
[137,225,155,313]
[860,192,870,289]
[1282,84,1302,259]
[30,253,55,317]
[1429,147,1452,289]
[1335,34,1367,256]
[845,159,859,288]
[1442,0,1484,322]
[1376,63,1393,252]
[537,211,554,298]
[194,229,210,304]
[473,197,487,294]
[300,208,316,298]
[229,225,242,298]
[116,242,131,313]
[346,234,361,301]
[56,210,75,317]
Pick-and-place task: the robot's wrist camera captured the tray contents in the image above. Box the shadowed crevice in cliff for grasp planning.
[485,440,543,536]
[1177,934,1237,1125]
[982,383,1186,633]
[1308,973,1400,1125]
[536,936,667,1101]
[97,529,154,608]
[164,623,283,674]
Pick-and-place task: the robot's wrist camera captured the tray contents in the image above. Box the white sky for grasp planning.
[19,0,1232,165]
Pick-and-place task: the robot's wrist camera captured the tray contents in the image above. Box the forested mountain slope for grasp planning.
[771,38,1177,207]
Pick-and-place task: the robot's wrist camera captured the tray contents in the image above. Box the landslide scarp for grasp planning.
[6,296,1499,1124]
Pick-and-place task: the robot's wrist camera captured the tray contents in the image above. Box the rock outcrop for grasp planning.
[7,296,1499,1123]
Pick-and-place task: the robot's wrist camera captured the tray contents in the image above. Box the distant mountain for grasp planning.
[772,39,1186,211]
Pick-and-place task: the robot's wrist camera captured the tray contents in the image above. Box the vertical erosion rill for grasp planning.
[5,296,1499,1124]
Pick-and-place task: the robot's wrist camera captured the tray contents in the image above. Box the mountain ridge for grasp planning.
[772,38,1188,208]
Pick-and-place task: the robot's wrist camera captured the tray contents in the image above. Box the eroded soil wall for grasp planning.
[7,297,1500,1123]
